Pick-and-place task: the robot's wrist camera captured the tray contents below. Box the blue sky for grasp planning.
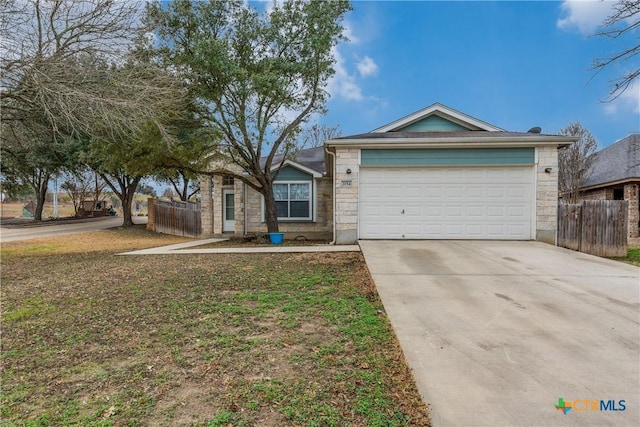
[319,0,640,148]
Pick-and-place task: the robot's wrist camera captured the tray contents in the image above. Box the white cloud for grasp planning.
[356,56,378,77]
[557,0,616,35]
[603,80,640,115]
[343,21,359,44]
[327,47,363,101]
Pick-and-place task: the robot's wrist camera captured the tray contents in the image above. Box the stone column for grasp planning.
[536,146,559,244]
[200,176,214,236]
[234,180,244,237]
[212,175,223,235]
[334,148,359,244]
[625,183,639,238]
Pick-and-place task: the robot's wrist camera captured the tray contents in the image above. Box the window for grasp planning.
[613,187,624,200]
[223,175,234,186]
[273,182,311,220]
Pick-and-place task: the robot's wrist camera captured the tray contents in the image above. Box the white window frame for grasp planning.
[262,180,314,222]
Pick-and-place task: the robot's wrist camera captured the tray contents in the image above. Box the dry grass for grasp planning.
[1,227,430,426]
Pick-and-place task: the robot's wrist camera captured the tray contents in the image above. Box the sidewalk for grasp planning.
[118,238,361,255]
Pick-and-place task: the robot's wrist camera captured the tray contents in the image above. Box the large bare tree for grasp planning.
[0,0,156,136]
[558,122,598,204]
[300,123,343,149]
[1,0,196,222]
[592,0,640,101]
[149,0,351,233]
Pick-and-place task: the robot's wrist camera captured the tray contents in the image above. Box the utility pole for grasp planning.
[53,176,59,219]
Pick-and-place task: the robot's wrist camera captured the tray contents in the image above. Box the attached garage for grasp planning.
[324,103,578,245]
[358,147,535,240]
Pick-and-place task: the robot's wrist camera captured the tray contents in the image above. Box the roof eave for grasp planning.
[580,177,640,192]
[325,135,577,148]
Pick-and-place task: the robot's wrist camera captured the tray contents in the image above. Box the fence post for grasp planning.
[146,198,157,231]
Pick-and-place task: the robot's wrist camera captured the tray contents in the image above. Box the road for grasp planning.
[0,216,148,243]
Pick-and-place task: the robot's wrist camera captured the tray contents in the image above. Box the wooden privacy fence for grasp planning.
[150,199,202,238]
[558,200,628,257]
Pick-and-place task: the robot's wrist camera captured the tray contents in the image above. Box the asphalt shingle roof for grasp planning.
[267,145,326,175]
[583,134,640,188]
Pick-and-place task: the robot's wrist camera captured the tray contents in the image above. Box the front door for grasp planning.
[223,190,235,232]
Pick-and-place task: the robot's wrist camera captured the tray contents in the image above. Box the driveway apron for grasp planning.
[360,240,639,427]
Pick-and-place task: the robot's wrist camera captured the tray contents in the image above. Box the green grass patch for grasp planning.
[3,297,54,322]
[626,248,640,266]
[24,244,62,253]
[611,247,640,266]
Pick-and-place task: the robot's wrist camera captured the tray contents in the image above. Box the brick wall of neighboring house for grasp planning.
[536,146,559,244]
[580,182,639,239]
[579,187,613,201]
[243,177,333,240]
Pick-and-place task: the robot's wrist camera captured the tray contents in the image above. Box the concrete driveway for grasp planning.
[360,240,639,427]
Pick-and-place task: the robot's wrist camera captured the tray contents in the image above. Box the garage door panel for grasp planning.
[359,166,533,240]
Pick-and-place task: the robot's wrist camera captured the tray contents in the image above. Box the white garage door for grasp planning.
[359,167,534,240]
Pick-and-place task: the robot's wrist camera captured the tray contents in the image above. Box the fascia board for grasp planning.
[371,103,504,133]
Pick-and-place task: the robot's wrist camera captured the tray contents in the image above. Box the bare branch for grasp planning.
[591,0,640,101]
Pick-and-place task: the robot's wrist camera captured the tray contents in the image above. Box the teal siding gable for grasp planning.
[361,148,535,166]
[272,165,312,181]
[396,115,469,132]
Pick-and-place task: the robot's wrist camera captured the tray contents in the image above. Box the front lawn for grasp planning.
[0,228,430,426]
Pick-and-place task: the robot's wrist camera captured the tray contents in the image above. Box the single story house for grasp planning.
[578,134,640,239]
[201,103,577,244]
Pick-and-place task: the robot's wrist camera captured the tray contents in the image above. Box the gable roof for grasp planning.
[372,103,504,133]
[266,146,326,176]
[582,134,640,189]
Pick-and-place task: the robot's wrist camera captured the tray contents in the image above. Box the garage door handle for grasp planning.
[401,209,405,214]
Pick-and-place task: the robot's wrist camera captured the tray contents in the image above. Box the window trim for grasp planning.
[263,180,314,222]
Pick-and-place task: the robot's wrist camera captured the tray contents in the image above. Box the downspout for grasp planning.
[325,146,337,245]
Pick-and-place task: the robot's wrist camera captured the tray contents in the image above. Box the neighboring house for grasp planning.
[578,134,640,239]
[201,103,576,244]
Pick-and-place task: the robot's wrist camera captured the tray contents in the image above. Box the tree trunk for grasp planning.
[262,184,279,233]
[180,179,188,201]
[121,188,136,227]
[32,172,50,221]
[100,173,141,227]
[121,176,142,227]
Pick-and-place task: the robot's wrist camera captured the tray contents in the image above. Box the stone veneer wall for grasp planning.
[243,177,333,239]
[200,175,235,236]
[536,146,560,244]
[334,148,360,244]
[200,176,214,236]
[625,183,639,238]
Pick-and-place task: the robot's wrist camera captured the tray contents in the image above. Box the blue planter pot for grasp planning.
[269,232,284,245]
